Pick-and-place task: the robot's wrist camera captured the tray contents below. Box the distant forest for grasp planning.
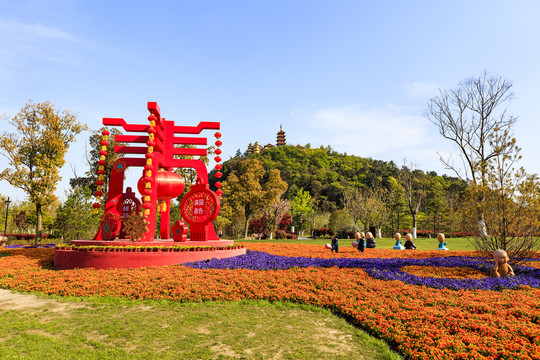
[210,144,468,238]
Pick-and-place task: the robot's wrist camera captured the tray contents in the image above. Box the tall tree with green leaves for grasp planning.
[0,101,87,243]
[290,187,314,235]
[221,159,287,238]
[55,186,100,241]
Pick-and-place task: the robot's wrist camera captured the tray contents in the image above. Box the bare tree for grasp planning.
[428,72,540,261]
[399,164,427,238]
[427,72,517,237]
[461,129,540,263]
[427,71,517,185]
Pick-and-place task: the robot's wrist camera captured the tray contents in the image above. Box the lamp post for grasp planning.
[3,197,11,237]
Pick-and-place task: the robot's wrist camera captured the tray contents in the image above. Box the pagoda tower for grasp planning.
[276,125,286,147]
[252,141,262,154]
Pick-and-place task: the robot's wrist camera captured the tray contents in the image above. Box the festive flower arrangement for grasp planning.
[0,244,539,359]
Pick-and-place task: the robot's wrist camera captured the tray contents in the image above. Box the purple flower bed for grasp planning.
[184,250,540,291]
[3,244,56,249]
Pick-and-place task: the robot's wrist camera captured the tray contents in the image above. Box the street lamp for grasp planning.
[3,197,11,237]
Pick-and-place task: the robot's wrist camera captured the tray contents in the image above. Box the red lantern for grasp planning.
[215,140,222,147]
[215,149,222,155]
[137,171,185,201]
[214,132,222,138]
[215,164,222,170]
[215,172,222,178]
[214,156,222,162]
[215,181,222,188]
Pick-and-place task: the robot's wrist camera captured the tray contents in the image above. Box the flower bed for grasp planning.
[0,245,539,359]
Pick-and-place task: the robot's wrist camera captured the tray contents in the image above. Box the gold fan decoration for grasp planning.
[122,211,149,242]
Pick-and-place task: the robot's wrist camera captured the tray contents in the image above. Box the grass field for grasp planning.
[239,235,476,252]
[0,292,401,359]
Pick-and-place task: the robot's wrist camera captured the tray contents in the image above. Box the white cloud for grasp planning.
[0,19,81,80]
[308,103,428,152]
[0,19,76,41]
[292,103,455,174]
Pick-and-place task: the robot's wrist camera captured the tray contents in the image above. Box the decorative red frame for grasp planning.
[93,102,221,241]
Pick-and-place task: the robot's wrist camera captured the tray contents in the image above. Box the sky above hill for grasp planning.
[1,0,540,202]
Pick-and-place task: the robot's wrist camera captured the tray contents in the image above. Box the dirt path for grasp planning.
[0,289,84,312]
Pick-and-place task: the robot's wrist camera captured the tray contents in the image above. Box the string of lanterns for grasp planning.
[214,132,223,197]
[142,114,157,216]
[92,130,109,214]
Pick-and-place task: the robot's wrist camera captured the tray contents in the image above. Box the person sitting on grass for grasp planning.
[490,249,515,277]
[365,232,376,248]
[404,233,417,250]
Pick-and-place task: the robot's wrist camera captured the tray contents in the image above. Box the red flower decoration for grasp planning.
[100,212,119,240]
[172,220,188,242]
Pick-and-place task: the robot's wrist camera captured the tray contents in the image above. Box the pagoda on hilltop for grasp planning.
[247,142,262,155]
[245,126,286,155]
[276,125,286,147]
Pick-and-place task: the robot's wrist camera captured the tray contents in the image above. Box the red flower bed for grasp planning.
[0,246,539,359]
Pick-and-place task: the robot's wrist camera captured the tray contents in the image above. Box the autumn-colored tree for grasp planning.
[261,199,291,239]
[0,101,87,243]
[221,159,287,238]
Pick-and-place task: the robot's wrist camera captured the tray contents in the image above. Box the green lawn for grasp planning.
[239,236,476,251]
[0,292,402,360]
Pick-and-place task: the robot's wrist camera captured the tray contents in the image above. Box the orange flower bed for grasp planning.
[0,245,539,359]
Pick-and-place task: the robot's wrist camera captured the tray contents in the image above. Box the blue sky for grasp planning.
[1,0,540,202]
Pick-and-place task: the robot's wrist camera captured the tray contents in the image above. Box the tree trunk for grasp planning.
[35,203,42,245]
[244,218,250,239]
[377,228,382,238]
[412,212,417,238]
